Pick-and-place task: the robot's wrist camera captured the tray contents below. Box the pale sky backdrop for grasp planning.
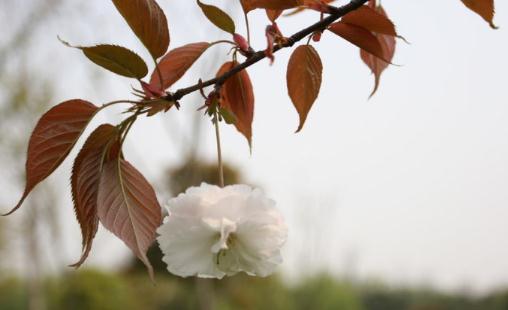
[1,0,507,294]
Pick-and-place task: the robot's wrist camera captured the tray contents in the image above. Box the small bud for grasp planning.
[265,23,286,64]
[233,33,250,53]
[141,81,165,99]
[312,31,322,42]
[265,26,276,64]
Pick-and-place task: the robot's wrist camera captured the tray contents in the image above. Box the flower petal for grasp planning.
[157,215,225,278]
[157,183,287,278]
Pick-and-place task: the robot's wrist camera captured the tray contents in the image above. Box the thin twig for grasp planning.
[165,0,368,103]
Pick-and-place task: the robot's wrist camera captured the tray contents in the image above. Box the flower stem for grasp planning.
[213,112,224,188]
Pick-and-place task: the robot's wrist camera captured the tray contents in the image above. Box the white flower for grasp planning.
[157,183,287,279]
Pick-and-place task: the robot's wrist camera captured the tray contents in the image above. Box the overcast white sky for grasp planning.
[1,0,508,293]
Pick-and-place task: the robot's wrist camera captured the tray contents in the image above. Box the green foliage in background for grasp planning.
[2,270,508,310]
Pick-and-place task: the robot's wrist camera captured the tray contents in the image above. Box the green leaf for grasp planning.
[60,39,148,79]
[81,45,148,79]
[197,0,236,34]
[219,107,237,125]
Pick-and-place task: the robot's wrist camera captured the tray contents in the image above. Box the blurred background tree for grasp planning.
[0,1,68,309]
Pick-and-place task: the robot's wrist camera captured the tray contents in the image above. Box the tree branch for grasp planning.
[166,0,369,102]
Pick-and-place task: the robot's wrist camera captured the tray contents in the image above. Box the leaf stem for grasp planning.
[210,40,236,47]
[120,117,136,148]
[153,57,164,91]
[118,107,143,148]
[213,112,224,188]
[100,100,138,110]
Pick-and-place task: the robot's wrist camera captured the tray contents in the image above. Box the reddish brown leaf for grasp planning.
[341,5,398,37]
[112,0,170,59]
[461,0,497,28]
[329,22,391,63]
[285,0,335,16]
[240,0,256,13]
[360,5,396,97]
[360,34,395,97]
[5,100,98,216]
[266,9,283,22]
[303,0,333,13]
[97,159,162,281]
[70,124,120,268]
[242,0,302,11]
[286,45,323,133]
[150,42,210,91]
[216,62,255,147]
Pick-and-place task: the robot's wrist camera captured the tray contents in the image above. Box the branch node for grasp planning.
[285,37,296,47]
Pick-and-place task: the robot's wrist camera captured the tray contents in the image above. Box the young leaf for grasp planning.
[286,45,322,133]
[97,159,162,281]
[196,0,236,34]
[71,124,120,268]
[144,100,173,117]
[112,0,170,58]
[341,5,399,37]
[329,22,391,63]
[81,45,148,79]
[360,5,396,97]
[5,100,98,216]
[461,0,497,28]
[216,62,255,147]
[150,42,210,91]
